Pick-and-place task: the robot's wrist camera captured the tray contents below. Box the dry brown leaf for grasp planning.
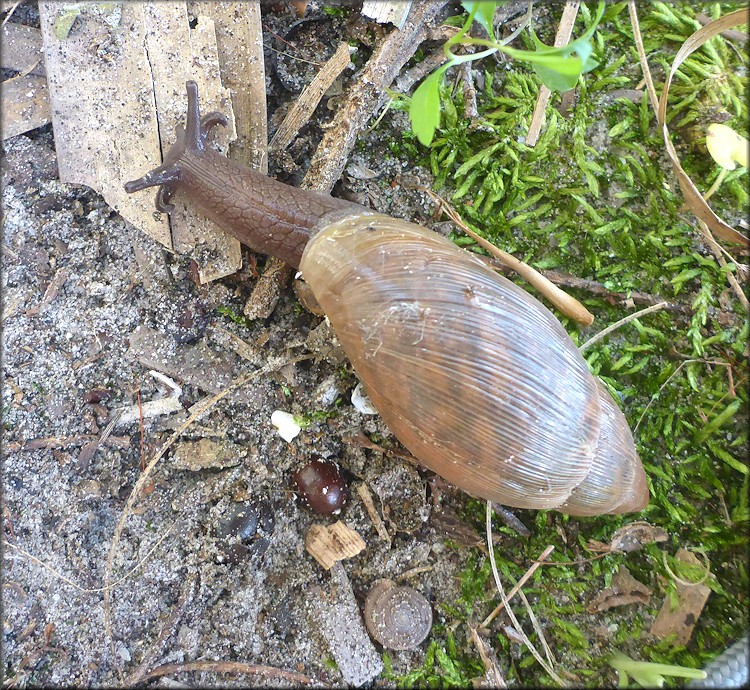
[1,73,50,140]
[305,521,366,569]
[609,521,668,553]
[650,549,712,645]
[587,565,652,613]
[654,8,749,246]
[2,22,45,76]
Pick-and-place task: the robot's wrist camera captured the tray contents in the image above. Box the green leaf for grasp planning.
[461,1,497,40]
[409,67,449,146]
[532,55,585,92]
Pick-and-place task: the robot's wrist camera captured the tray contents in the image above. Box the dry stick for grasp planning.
[425,188,594,325]
[578,302,668,353]
[479,256,729,320]
[305,0,449,192]
[136,660,322,686]
[485,501,565,686]
[103,356,311,668]
[526,0,580,147]
[270,41,353,151]
[481,545,555,628]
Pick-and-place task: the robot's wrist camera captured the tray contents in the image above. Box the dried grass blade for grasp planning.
[636,5,750,246]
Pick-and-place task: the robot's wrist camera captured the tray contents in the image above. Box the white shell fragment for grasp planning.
[352,382,378,415]
[271,410,302,442]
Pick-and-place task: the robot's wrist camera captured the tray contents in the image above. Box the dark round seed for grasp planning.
[293,459,348,514]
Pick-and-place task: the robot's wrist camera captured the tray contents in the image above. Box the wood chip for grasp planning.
[587,565,652,613]
[650,549,712,645]
[305,521,366,570]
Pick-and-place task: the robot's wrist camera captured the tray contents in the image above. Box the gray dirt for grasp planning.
[1,87,477,690]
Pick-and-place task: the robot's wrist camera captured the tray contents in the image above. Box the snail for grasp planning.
[363,579,433,650]
[125,81,649,517]
[294,458,349,514]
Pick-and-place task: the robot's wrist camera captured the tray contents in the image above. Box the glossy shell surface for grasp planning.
[300,214,648,515]
[363,579,432,650]
[293,459,348,514]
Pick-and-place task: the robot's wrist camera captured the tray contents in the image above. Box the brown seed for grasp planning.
[293,459,348,514]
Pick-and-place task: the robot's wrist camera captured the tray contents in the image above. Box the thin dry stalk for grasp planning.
[1,1,20,28]
[485,501,565,685]
[519,588,555,667]
[526,0,580,146]
[425,189,594,325]
[481,544,555,628]
[578,302,668,353]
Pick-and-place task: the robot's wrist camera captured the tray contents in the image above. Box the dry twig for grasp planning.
[305,0,449,192]
[426,189,594,325]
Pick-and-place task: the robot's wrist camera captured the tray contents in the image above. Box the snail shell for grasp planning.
[363,579,432,650]
[300,214,648,516]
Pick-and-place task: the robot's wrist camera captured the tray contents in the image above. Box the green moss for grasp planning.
[387,0,748,685]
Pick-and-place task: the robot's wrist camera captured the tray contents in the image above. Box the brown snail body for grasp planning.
[125,82,649,516]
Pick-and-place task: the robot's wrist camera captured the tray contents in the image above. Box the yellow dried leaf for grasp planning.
[706,123,748,170]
